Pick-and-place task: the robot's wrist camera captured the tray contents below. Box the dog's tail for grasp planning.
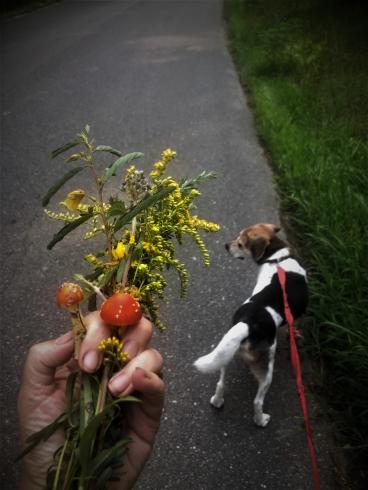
[194,322,249,373]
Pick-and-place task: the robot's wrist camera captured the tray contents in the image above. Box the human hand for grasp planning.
[17,312,164,490]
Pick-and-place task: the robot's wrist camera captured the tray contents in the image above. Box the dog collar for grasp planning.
[260,254,292,265]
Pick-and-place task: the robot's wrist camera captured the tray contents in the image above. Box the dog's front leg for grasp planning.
[210,367,226,408]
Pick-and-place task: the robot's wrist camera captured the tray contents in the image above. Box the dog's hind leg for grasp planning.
[249,341,277,427]
[210,367,226,408]
[194,322,249,373]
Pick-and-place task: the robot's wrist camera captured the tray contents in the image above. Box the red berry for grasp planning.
[100,292,142,327]
[56,282,84,309]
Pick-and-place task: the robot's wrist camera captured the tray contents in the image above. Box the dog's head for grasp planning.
[225,223,281,262]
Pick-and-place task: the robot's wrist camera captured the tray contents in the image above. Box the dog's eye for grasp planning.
[238,242,243,249]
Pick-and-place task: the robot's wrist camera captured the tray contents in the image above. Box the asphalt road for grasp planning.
[1,1,334,489]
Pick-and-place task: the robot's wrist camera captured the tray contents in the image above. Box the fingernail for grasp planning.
[109,372,130,395]
[123,340,139,360]
[55,331,73,345]
[83,350,100,372]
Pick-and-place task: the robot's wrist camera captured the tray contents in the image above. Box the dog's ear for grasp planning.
[248,236,269,262]
[264,224,281,235]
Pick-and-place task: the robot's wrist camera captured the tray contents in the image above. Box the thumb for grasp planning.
[22,331,75,388]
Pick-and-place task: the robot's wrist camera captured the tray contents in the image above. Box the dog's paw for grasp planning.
[210,395,224,408]
[254,413,271,427]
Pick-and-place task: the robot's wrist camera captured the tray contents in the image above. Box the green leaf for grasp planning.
[66,371,79,427]
[102,152,143,183]
[73,273,96,291]
[79,397,138,477]
[107,199,126,218]
[47,212,93,250]
[85,268,105,282]
[95,145,123,158]
[91,438,131,483]
[65,153,82,163]
[95,466,114,490]
[180,171,217,193]
[41,166,85,207]
[116,259,126,283]
[51,139,81,159]
[16,412,67,461]
[99,268,116,289]
[114,187,176,232]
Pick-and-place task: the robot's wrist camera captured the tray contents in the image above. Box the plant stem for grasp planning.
[80,372,93,433]
[88,159,113,261]
[70,307,86,359]
[92,285,107,302]
[61,436,77,490]
[52,432,71,490]
[120,217,137,291]
[95,365,110,415]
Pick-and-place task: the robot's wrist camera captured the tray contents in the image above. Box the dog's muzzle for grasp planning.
[225,242,244,259]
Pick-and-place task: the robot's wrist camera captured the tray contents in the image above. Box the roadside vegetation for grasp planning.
[224,0,368,487]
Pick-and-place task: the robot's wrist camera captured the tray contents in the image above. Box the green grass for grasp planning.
[224,0,368,486]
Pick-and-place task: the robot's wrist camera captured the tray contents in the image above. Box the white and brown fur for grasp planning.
[194,223,308,427]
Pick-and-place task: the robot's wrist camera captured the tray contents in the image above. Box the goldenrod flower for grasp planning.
[99,336,129,369]
[59,189,86,211]
[162,148,177,161]
[150,149,177,181]
[112,242,126,261]
[137,263,149,273]
[142,242,157,253]
[44,208,81,222]
[84,254,105,268]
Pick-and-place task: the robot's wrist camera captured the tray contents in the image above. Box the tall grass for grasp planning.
[225,0,368,486]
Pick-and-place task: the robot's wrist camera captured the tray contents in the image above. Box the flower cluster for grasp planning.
[122,166,150,202]
[43,132,220,331]
[150,148,177,181]
[99,336,129,371]
[110,152,220,328]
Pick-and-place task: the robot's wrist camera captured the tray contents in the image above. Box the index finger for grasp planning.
[79,313,153,372]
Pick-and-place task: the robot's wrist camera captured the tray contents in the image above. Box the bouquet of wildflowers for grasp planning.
[19,126,219,489]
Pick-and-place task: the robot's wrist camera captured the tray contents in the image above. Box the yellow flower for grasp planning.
[59,189,85,211]
[150,149,177,180]
[129,235,136,246]
[112,242,126,261]
[162,148,177,161]
[44,209,81,222]
[99,336,130,368]
[142,242,157,253]
[84,254,105,267]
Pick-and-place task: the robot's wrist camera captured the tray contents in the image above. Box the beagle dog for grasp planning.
[194,223,308,427]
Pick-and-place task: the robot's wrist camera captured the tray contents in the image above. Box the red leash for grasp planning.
[277,266,321,490]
